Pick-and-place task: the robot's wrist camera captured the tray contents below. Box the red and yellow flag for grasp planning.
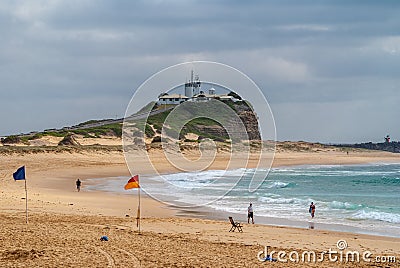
[124,175,140,190]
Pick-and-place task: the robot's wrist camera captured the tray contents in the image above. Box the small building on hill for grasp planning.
[156,73,241,105]
[157,94,189,105]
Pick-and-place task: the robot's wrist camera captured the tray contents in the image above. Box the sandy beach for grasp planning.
[1,145,399,267]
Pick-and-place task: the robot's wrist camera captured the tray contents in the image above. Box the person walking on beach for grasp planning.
[309,202,315,218]
[248,203,254,224]
[76,179,81,192]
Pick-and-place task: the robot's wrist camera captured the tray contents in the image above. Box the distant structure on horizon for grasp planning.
[157,71,240,105]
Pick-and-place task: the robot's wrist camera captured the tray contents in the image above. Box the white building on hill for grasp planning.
[157,94,189,105]
[156,73,241,105]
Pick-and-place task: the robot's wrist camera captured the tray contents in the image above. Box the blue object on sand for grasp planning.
[100,236,109,241]
[262,255,277,262]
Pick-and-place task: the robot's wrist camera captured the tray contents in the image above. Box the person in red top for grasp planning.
[309,202,316,218]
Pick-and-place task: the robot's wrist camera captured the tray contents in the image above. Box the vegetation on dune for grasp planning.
[2,135,21,144]
[71,123,123,138]
[0,145,123,155]
[2,123,124,148]
[42,131,67,138]
[145,124,155,138]
[36,123,123,139]
[1,135,30,145]
[75,119,105,127]
[28,133,44,140]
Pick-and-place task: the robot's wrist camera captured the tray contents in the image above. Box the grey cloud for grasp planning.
[0,1,399,143]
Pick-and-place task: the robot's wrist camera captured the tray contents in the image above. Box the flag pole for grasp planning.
[124,175,141,233]
[24,173,28,224]
[138,186,141,233]
[13,166,28,224]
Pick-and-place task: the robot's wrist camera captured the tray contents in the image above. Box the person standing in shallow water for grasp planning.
[309,202,316,218]
[248,203,254,224]
[76,179,81,192]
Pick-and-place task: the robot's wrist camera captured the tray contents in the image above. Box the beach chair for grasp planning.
[228,217,243,232]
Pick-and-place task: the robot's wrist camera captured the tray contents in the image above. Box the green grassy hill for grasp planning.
[1,99,261,145]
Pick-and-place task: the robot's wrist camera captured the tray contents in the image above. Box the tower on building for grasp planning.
[184,70,201,98]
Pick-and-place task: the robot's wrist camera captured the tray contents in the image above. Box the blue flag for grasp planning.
[13,166,26,181]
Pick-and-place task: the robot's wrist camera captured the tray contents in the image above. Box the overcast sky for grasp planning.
[0,0,399,143]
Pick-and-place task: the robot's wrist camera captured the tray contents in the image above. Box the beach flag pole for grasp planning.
[137,186,141,233]
[24,175,28,224]
[13,166,28,224]
[124,175,141,233]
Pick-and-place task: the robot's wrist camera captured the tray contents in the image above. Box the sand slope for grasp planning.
[1,213,399,267]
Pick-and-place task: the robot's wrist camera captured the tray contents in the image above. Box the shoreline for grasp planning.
[167,200,400,241]
[85,172,400,240]
[79,152,400,239]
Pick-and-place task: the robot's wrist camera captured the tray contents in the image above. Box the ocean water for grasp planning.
[86,163,400,237]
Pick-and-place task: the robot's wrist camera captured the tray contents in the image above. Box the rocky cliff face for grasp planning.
[238,111,261,140]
